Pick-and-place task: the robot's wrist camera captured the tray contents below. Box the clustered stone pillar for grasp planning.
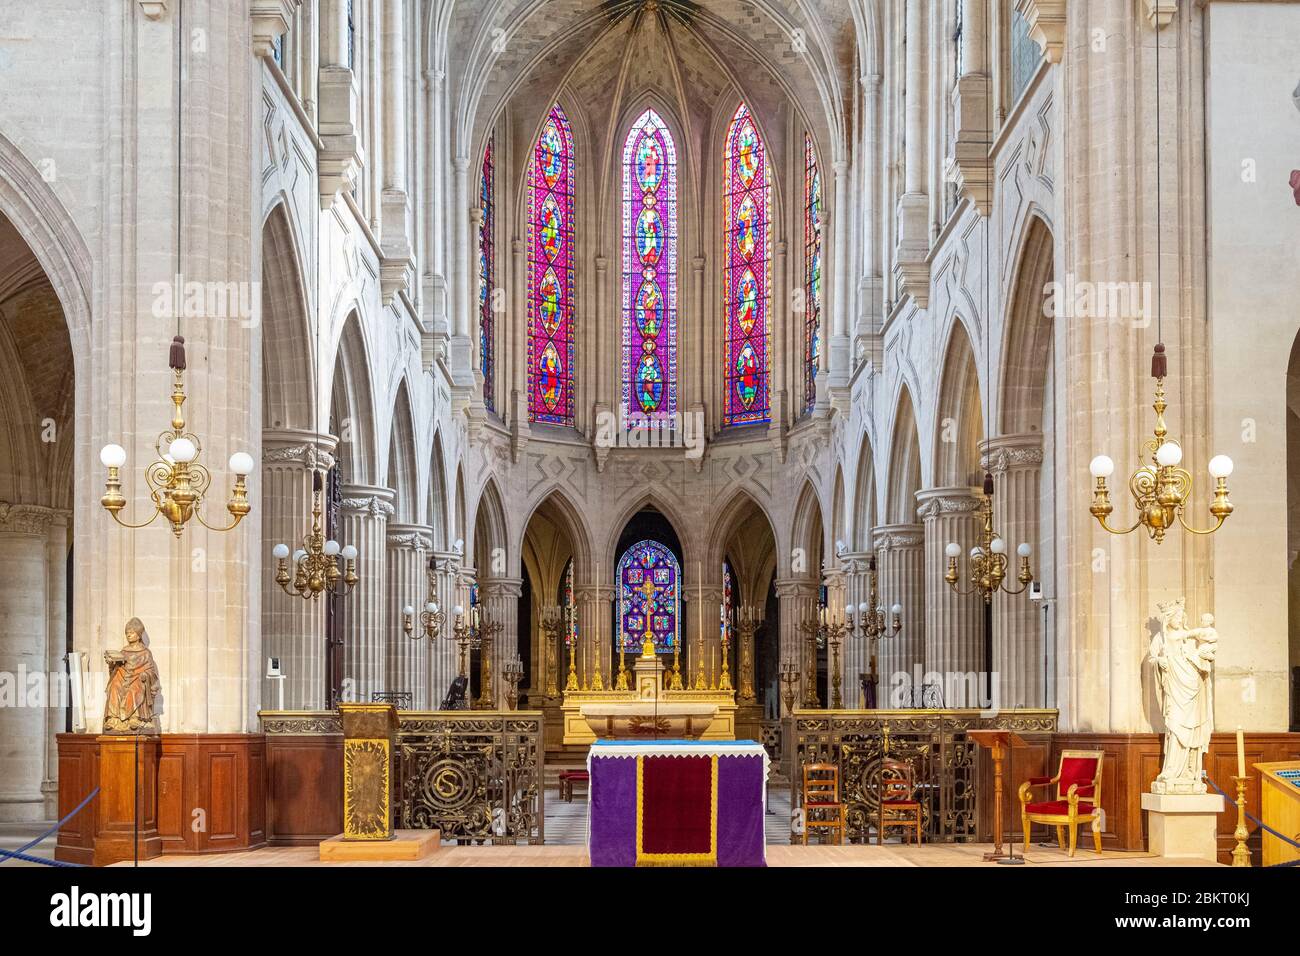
[774,577,819,712]
[984,434,1045,708]
[260,431,335,709]
[0,504,59,821]
[427,550,462,700]
[838,553,871,706]
[821,567,846,707]
[339,485,395,703]
[574,582,613,690]
[874,524,925,707]
[917,488,984,701]
[479,577,522,708]
[385,524,432,707]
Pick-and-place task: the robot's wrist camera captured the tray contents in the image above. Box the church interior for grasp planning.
[3,0,1300,886]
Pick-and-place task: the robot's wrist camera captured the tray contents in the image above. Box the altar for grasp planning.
[587,739,769,867]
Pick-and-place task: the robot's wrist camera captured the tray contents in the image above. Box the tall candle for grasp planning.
[1236,727,1245,778]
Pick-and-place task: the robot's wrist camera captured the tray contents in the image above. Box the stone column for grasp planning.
[917,488,984,699]
[575,583,614,690]
[43,511,69,817]
[338,485,394,703]
[386,523,432,707]
[894,0,931,304]
[260,431,335,709]
[427,549,461,702]
[687,585,725,690]
[984,434,1045,708]
[838,553,871,706]
[874,524,925,706]
[480,576,522,709]
[821,567,847,706]
[0,504,56,821]
[774,577,819,712]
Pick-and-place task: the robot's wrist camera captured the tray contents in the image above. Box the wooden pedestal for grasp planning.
[93,735,163,866]
[319,829,440,861]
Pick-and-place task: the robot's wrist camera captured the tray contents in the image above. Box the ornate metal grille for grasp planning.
[394,712,544,845]
[789,709,1056,844]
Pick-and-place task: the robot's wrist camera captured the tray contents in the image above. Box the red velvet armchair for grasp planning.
[1018,750,1104,857]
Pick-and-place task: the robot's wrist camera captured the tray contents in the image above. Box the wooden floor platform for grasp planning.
[115,842,1218,867]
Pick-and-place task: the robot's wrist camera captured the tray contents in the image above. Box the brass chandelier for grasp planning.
[403,556,447,640]
[100,336,254,536]
[847,555,902,642]
[1088,347,1233,542]
[271,471,358,599]
[944,474,1034,604]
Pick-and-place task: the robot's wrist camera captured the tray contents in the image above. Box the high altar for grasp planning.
[559,570,739,744]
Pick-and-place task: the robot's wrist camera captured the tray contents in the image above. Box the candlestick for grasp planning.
[1236,727,1246,779]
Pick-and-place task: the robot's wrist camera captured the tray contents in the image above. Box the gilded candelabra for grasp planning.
[100,336,254,536]
[944,473,1034,604]
[402,560,446,640]
[735,606,760,702]
[1089,348,1234,543]
[503,655,524,710]
[778,660,800,715]
[848,556,902,705]
[272,472,359,599]
[1231,775,1251,867]
[540,605,567,697]
[474,609,504,710]
[797,607,851,708]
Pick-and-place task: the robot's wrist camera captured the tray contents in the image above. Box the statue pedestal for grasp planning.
[1141,792,1225,861]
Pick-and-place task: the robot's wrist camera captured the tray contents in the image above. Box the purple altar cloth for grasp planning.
[586,740,768,867]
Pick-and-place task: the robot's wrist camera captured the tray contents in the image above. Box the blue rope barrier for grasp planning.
[0,786,99,867]
[1205,774,1300,867]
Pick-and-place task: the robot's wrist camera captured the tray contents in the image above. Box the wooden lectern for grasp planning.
[968,729,1027,864]
[1254,761,1300,867]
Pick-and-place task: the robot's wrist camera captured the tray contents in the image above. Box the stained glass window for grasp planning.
[617,540,680,655]
[723,103,772,427]
[527,106,576,424]
[478,136,495,413]
[803,132,822,416]
[622,109,678,422]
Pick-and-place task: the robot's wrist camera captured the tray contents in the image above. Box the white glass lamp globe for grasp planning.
[843,605,853,620]
[1208,455,1234,479]
[858,602,871,616]
[1089,455,1115,479]
[323,540,341,556]
[229,451,255,475]
[292,549,307,563]
[454,605,464,617]
[990,537,1007,555]
[1017,543,1033,558]
[891,604,903,616]
[272,543,290,559]
[100,443,127,468]
[945,542,961,558]
[1155,442,1183,468]
[340,544,358,560]
[403,605,414,617]
[168,437,198,463]
[427,602,438,614]
[970,547,983,560]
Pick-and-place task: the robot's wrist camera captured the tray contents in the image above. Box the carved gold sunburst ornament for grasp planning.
[344,740,391,839]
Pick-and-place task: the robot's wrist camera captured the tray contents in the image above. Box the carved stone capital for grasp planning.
[262,432,337,472]
[0,502,57,535]
[340,486,396,520]
[873,523,925,551]
[980,434,1045,475]
[914,489,983,522]
[387,524,434,551]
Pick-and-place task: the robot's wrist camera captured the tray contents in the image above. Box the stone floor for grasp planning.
[0,822,59,868]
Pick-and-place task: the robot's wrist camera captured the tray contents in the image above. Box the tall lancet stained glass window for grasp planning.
[622,109,678,422]
[723,103,772,427]
[527,106,576,424]
[478,136,495,413]
[803,132,822,416]
[617,540,679,655]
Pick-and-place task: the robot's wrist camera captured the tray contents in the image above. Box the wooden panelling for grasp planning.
[55,733,266,863]
[265,735,343,845]
[54,733,99,865]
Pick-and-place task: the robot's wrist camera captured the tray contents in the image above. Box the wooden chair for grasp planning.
[1018,749,1104,857]
[877,757,923,845]
[801,763,845,845]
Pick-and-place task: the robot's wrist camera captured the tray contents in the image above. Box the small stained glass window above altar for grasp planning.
[617,539,680,654]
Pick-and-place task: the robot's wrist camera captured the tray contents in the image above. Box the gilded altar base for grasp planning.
[560,689,738,745]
